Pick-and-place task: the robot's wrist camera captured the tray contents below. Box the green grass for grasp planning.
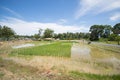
[28,40,52,46]
[98,38,118,45]
[70,71,120,80]
[11,41,72,57]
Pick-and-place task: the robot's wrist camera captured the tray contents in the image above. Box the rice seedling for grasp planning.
[11,41,72,57]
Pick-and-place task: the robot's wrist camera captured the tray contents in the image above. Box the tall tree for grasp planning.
[33,34,40,40]
[89,25,104,41]
[89,25,112,41]
[102,25,112,38]
[43,28,54,38]
[115,35,120,45]
[90,29,99,41]
[38,28,43,38]
[1,26,15,40]
[113,23,120,34]
[57,33,62,39]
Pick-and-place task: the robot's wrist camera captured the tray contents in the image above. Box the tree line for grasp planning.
[0,23,120,44]
[32,28,90,40]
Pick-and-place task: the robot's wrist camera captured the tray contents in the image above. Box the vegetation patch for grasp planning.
[11,41,72,57]
[70,71,120,80]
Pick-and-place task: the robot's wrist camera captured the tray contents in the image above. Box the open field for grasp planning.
[0,40,120,80]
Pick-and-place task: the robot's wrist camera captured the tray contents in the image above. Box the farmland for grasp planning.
[0,40,120,80]
[1,0,120,79]
[11,41,72,57]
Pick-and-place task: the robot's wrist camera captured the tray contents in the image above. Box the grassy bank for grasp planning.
[11,41,72,57]
[70,71,120,80]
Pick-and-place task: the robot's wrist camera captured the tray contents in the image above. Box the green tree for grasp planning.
[53,33,58,39]
[89,25,104,41]
[33,34,40,40]
[90,29,99,41]
[38,28,43,38]
[43,28,54,38]
[108,34,117,41]
[115,35,120,45]
[102,25,112,38]
[1,26,15,40]
[113,23,120,34]
[83,33,90,39]
[56,32,89,40]
[57,33,64,39]
[89,25,112,41]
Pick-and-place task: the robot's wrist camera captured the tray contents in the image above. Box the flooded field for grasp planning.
[71,43,91,59]
[71,40,120,75]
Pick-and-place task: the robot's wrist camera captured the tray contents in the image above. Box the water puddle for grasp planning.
[71,43,91,59]
[12,44,35,49]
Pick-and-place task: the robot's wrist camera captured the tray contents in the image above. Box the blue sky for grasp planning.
[0,0,120,35]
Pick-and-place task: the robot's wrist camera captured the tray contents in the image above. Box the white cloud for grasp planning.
[75,0,120,19]
[57,19,67,24]
[3,7,23,18]
[110,13,120,21]
[0,17,89,35]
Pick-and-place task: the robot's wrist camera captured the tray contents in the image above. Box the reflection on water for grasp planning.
[12,44,35,49]
[71,43,91,59]
[71,43,120,63]
[90,43,120,60]
[71,42,120,74]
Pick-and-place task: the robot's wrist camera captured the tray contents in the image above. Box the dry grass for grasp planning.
[0,40,32,54]
[0,54,119,80]
[4,55,120,75]
[89,44,120,59]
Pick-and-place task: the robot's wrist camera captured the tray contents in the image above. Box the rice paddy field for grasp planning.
[11,41,72,57]
[0,40,120,80]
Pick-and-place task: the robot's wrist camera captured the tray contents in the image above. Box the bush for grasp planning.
[108,34,117,41]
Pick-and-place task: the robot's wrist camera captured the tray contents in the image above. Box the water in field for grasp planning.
[71,43,91,59]
[12,44,35,49]
[71,41,120,74]
[71,41,120,60]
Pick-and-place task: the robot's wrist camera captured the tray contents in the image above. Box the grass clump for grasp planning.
[70,71,120,80]
[0,72,4,78]
[11,41,72,57]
